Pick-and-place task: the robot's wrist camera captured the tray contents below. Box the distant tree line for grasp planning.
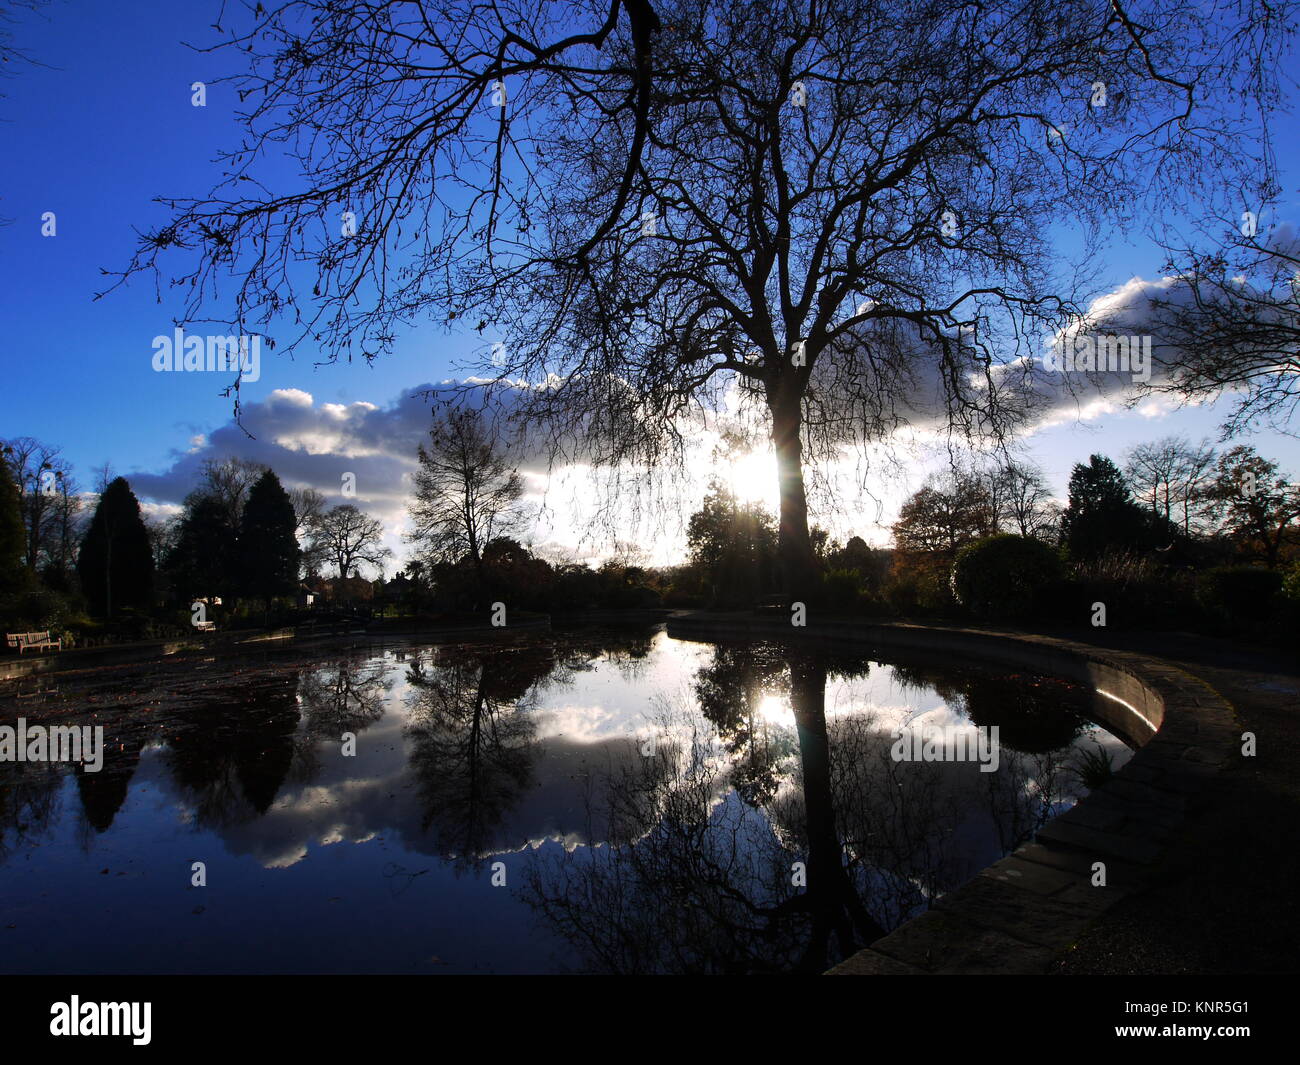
[0,439,398,645]
[637,433,1297,643]
[4,416,1297,647]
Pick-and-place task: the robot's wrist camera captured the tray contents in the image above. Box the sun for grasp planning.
[725,449,777,505]
[757,693,788,722]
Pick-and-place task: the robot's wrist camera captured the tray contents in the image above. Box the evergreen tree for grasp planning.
[238,470,301,605]
[77,477,154,617]
[166,494,238,604]
[1059,455,1164,561]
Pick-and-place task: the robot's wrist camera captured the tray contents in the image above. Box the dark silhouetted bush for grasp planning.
[1197,566,1283,627]
[952,534,1064,620]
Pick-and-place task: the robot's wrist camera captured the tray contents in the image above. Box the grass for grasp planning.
[1072,741,1115,789]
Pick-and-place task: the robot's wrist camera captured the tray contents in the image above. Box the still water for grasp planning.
[0,625,1131,973]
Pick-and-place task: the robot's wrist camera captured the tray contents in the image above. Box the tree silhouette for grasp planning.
[307,505,391,581]
[0,447,25,595]
[0,437,81,582]
[686,481,778,605]
[1147,221,1300,436]
[238,469,301,607]
[892,473,993,569]
[408,407,524,585]
[76,477,154,618]
[1206,445,1300,568]
[166,494,237,604]
[111,0,1289,598]
[1059,454,1163,560]
[1124,436,1217,536]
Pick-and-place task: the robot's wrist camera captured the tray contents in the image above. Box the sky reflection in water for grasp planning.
[0,626,1131,974]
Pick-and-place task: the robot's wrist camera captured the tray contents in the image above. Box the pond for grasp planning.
[0,625,1133,974]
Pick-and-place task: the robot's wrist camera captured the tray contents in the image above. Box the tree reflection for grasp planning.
[693,643,791,805]
[784,654,888,968]
[74,723,146,835]
[0,706,156,850]
[297,658,392,738]
[163,672,302,825]
[404,643,553,868]
[521,723,807,974]
[523,643,1085,973]
[890,660,1090,752]
[522,649,888,973]
[0,757,63,865]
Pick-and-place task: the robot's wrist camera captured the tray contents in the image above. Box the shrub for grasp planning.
[882,572,919,615]
[1196,566,1283,626]
[1071,742,1116,789]
[822,568,861,610]
[916,568,958,614]
[0,585,76,638]
[951,534,1064,621]
[1283,560,1300,602]
[1047,549,1202,630]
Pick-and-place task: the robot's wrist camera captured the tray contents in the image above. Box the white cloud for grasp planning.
[119,260,1286,564]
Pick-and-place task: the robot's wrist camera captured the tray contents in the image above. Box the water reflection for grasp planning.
[517,641,1101,973]
[0,628,1129,974]
[404,644,551,867]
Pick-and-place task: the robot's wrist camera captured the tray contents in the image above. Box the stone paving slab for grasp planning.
[1011,840,1147,890]
[862,909,1056,975]
[933,876,1097,949]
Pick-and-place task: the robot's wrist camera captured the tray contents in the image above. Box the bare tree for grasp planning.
[92,463,114,494]
[993,459,1059,540]
[110,0,1291,596]
[308,504,392,580]
[196,456,268,529]
[288,486,325,528]
[1124,435,1216,534]
[0,1,46,85]
[0,436,81,576]
[289,485,328,576]
[1146,226,1300,437]
[0,1,49,225]
[408,407,525,577]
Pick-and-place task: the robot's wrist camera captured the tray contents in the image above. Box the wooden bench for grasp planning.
[5,631,62,654]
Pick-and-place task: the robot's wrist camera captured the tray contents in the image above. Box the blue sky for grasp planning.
[0,2,433,472]
[1,1,1298,564]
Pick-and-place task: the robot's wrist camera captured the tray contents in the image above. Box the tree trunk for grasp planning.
[770,395,818,601]
[788,654,886,970]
